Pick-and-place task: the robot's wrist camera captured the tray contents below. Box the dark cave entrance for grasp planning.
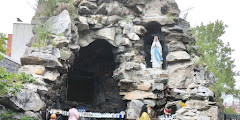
[144,21,168,70]
[66,39,126,112]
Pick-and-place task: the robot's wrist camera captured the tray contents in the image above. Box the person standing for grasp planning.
[68,107,79,120]
[138,104,151,120]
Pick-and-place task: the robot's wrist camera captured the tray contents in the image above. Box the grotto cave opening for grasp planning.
[66,39,126,112]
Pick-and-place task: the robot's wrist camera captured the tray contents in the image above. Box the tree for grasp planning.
[223,107,238,115]
[192,20,240,106]
[0,33,9,60]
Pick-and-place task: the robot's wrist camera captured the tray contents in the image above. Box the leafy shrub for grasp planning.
[32,21,52,48]
[0,67,36,96]
[0,109,15,120]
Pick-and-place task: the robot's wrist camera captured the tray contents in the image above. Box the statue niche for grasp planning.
[144,21,168,70]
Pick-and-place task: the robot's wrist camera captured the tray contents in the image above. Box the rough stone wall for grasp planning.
[0,0,219,120]
[0,53,20,73]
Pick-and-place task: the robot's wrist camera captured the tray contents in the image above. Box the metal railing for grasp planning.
[219,112,240,120]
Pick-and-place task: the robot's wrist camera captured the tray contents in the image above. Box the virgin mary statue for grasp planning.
[151,36,163,68]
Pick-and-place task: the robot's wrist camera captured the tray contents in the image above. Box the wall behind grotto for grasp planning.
[0,0,218,120]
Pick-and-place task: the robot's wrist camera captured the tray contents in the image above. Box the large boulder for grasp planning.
[143,16,175,26]
[160,0,180,16]
[168,41,186,52]
[43,70,60,82]
[52,35,71,48]
[20,47,63,68]
[18,65,45,75]
[79,1,97,9]
[23,83,48,93]
[115,34,132,47]
[127,33,140,41]
[107,1,123,16]
[95,27,116,45]
[166,51,191,63]
[189,86,214,99]
[79,6,93,14]
[78,28,116,47]
[126,100,144,119]
[120,91,157,100]
[14,111,42,120]
[124,0,146,7]
[0,90,45,111]
[143,100,156,107]
[76,16,89,31]
[133,25,147,36]
[185,100,209,110]
[143,0,162,16]
[165,33,193,43]
[168,61,195,88]
[138,81,152,91]
[46,10,71,36]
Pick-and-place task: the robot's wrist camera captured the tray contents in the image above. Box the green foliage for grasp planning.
[166,13,177,21]
[32,20,52,48]
[224,107,238,115]
[0,33,9,60]
[60,49,69,60]
[16,72,37,84]
[20,116,37,120]
[0,67,36,96]
[0,110,36,120]
[0,109,16,120]
[192,20,240,105]
[186,42,196,55]
[36,0,57,17]
[124,16,131,23]
[36,0,76,18]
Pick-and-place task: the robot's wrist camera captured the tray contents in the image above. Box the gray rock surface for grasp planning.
[133,25,146,36]
[127,100,144,119]
[43,70,60,82]
[168,41,186,52]
[53,36,70,48]
[46,10,71,36]
[18,65,45,75]
[166,51,191,63]
[168,62,195,88]
[21,49,63,68]
[9,90,45,111]
[127,33,140,41]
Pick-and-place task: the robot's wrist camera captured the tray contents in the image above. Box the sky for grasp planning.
[0,0,36,34]
[0,0,239,96]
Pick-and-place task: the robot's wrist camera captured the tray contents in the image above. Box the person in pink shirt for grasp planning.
[68,107,79,120]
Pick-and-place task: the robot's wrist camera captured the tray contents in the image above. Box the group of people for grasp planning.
[138,103,176,120]
[50,107,79,120]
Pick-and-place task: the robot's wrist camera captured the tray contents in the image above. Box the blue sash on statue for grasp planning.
[154,46,163,62]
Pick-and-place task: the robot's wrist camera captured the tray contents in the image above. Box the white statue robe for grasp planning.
[151,36,163,68]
